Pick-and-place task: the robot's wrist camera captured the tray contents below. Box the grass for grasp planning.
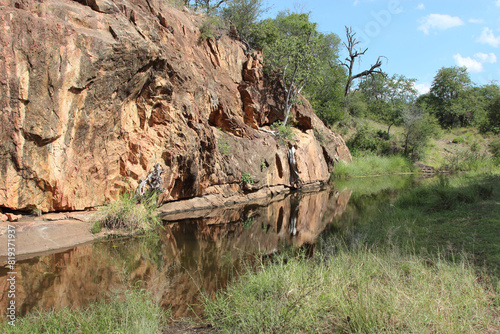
[202,174,500,333]
[355,175,500,277]
[91,192,161,234]
[202,246,499,333]
[0,288,168,334]
[332,153,416,178]
[420,127,498,171]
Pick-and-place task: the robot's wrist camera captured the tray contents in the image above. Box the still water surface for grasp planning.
[0,175,419,319]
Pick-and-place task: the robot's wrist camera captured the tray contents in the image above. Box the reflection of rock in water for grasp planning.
[0,188,352,320]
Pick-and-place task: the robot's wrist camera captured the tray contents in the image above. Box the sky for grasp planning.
[262,0,500,95]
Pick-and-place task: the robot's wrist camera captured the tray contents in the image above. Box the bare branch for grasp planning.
[342,26,385,97]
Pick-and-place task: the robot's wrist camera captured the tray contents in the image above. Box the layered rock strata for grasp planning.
[0,0,351,212]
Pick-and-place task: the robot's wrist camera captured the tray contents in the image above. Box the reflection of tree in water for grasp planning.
[0,187,353,320]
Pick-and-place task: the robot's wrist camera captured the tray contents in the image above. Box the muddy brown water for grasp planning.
[0,176,417,320]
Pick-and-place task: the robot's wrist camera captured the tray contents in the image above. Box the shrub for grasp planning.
[376,130,390,140]
[199,16,226,41]
[346,125,391,156]
[241,172,254,185]
[242,217,255,229]
[92,192,161,234]
[489,137,500,158]
[271,121,296,145]
[221,0,269,48]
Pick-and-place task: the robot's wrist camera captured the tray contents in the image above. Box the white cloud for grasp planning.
[496,0,500,7]
[416,3,425,10]
[468,18,485,24]
[477,27,500,47]
[453,54,484,73]
[418,14,464,34]
[474,52,497,63]
[453,52,497,73]
[414,82,431,95]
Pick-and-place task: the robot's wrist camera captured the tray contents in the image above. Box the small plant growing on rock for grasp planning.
[218,133,231,156]
[241,172,254,185]
[271,121,296,146]
[30,207,42,217]
[242,217,255,230]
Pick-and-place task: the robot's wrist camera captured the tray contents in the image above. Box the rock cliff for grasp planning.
[0,0,351,212]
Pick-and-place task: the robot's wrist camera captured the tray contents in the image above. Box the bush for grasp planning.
[345,91,368,117]
[346,125,391,156]
[199,16,226,41]
[271,121,296,145]
[221,0,268,47]
[376,130,390,140]
[218,132,231,156]
[489,137,500,158]
[241,172,254,185]
[92,192,161,234]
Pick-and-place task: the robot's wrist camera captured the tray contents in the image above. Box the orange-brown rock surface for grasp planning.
[0,0,351,212]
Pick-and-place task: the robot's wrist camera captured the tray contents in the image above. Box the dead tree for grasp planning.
[135,163,165,202]
[341,26,385,97]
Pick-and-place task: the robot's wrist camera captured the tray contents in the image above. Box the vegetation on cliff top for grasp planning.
[188,0,499,175]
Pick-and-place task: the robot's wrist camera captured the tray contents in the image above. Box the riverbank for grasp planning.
[203,246,499,333]
[2,174,498,333]
[201,174,500,333]
[0,182,329,261]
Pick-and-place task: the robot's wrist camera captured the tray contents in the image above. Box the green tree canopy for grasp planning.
[220,0,269,50]
[359,74,417,134]
[427,66,474,127]
[251,12,338,125]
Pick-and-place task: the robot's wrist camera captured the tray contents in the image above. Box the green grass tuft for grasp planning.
[92,192,161,234]
[0,288,168,334]
[332,154,416,178]
[202,247,499,333]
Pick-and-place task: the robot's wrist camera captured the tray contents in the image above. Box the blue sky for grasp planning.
[262,0,500,94]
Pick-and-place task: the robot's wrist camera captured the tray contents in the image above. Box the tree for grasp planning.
[303,33,345,126]
[359,74,418,134]
[254,12,324,126]
[402,107,438,161]
[341,26,385,98]
[486,95,500,133]
[476,83,500,133]
[191,0,227,12]
[428,66,473,127]
[220,0,269,51]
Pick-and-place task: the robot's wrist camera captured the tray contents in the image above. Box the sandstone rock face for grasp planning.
[0,0,351,212]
